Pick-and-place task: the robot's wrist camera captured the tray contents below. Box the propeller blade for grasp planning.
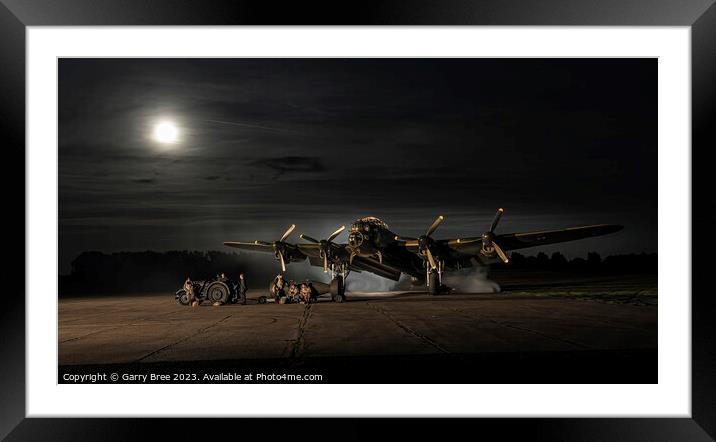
[492,241,509,263]
[280,224,296,242]
[426,215,445,237]
[327,225,346,242]
[425,247,437,270]
[278,251,287,272]
[403,240,420,249]
[299,234,320,244]
[490,208,504,233]
[255,240,272,246]
[323,254,329,273]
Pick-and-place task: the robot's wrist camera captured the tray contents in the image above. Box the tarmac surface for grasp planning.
[59,273,657,383]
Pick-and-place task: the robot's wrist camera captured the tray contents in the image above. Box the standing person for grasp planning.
[237,272,248,305]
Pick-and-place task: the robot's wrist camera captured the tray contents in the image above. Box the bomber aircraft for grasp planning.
[224,209,623,301]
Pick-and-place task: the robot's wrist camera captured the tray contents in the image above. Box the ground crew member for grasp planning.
[271,273,287,303]
[288,280,299,302]
[184,277,199,307]
[300,281,312,304]
[238,272,248,305]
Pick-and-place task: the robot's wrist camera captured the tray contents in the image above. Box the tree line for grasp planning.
[60,250,279,295]
[59,249,657,296]
[506,251,657,272]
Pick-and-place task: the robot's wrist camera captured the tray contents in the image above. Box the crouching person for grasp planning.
[271,273,287,304]
[288,280,300,303]
[300,281,312,304]
[184,277,199,307]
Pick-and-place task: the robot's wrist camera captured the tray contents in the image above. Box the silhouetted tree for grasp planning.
[535,252,550,268]
[587,252,602,267]
[550,252,568,269]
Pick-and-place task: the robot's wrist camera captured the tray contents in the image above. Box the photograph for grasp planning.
[57,57,657,384]
[2,0,711,436]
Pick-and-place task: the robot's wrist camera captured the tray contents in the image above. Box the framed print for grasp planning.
[2,0,714,439]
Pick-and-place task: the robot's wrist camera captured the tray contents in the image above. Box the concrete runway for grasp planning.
[59,281,657,383]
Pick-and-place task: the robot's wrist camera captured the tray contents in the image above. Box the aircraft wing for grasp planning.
[437,224,623,255]
[305,254,364,274]
[295,242,324,257]
[301,243,401,280]
[223,241,323,255]
[223,241,275,253]
[496,224,623,251]
[224,239,381,276]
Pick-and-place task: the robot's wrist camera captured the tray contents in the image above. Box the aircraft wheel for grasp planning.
[330,275,346,302]
[427,272,439,296]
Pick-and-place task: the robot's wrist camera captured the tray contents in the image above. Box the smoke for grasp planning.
[282,259,408,293]
[275,258,500,294]
[441,266,501,293]
[279,260,329,283]
[345,272,411,292]
[345,266,500,294]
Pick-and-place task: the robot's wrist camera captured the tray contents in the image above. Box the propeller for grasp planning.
[402,215,444,271]
[255,224,296,272]
[481,208,509,263]
[300,225,346,272]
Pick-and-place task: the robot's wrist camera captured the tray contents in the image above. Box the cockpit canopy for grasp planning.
[351,216,389,231]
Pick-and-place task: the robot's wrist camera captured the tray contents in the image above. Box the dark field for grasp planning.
[58,272,657,384]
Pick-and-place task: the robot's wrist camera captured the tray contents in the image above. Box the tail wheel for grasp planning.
[206,282,230,304]
[427,271,439,296]
[330,275,346,302]
[176,290,191,306]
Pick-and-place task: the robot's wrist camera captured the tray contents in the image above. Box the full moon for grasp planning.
[153,121,178,144]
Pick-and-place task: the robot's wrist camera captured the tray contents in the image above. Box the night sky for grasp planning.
[58,58,656,274]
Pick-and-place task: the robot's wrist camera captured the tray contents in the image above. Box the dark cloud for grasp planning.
[130,178,156,184]
[249,156,326,176]
[58,58,656,273]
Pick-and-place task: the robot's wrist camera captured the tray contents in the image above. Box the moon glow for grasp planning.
[153,121,179,144]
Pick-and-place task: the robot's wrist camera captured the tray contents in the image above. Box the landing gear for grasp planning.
[330,274,346,302]
[425,257,445,296]
[427,270,439,296]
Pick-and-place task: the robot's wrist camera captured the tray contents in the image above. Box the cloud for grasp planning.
[131,178,156,184]
[249,156,326,176]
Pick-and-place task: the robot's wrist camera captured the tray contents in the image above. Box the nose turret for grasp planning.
[348,231,364,248]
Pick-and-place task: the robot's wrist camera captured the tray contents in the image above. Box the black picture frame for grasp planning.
[1,1,713,439]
